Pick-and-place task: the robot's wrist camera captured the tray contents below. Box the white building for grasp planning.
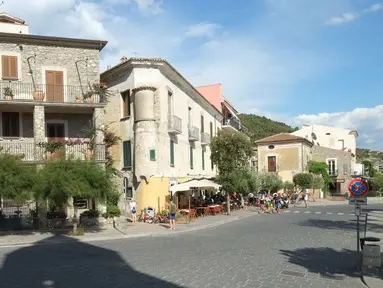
[101,57,222,213]
[291,124,358,155]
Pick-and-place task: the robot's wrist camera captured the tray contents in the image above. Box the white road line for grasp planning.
[337,213,344,215]
[315,212,322,214]
[294,211,300,214]
[304,211,311,214]
[326,212,333,215]
[283,210,290,213]
[349,213,355,216]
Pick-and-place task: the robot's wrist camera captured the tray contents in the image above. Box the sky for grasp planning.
[2,0,383,150]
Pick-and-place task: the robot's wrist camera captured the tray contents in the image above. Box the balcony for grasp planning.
[328,169,338,177]
[168,115,182,134]
[201,132,211,146]
[0,81,105,104]
[188,126,199,141]
[0,142,106,162]
[222,117,241,132]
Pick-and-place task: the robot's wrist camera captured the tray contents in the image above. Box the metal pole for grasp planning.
[357,214,360,253]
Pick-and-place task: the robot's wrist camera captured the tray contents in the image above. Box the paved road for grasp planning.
[0,204,382,288]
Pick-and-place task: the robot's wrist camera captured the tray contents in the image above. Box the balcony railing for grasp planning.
[0,142,106,162]
[201,132,211,145]
[168,115,182,134]
[0,81,105,103]
[222,117,241,131]
[328,169,338,176]
[188,126,199,141]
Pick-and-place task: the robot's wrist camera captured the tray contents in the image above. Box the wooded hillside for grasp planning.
[238,114,298,141]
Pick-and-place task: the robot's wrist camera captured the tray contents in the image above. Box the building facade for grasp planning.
[255,134,313,183]
[101,58,223,214]
[0,14,108,216]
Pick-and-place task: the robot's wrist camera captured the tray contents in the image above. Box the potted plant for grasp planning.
[3,87,14,100]
[37,141,66,160]
[32,90,45,101]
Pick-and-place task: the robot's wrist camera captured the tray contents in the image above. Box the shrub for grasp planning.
[102,205,121,218]
[80,209,100,218]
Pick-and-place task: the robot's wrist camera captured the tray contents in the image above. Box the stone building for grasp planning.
[100,57,223,214]
[0,14,108,216]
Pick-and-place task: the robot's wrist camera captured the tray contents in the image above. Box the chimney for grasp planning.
[120,56,127,63]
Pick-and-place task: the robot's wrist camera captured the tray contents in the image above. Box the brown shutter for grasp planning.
[268,156,276,172]
[46,71,55,101]
[9,56,18,79]
[2,55,9,78]
[54,71,64,102]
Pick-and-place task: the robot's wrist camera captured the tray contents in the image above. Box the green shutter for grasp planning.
[202,150,205,170]
[150,149,156,161]
[170,140,175,166]
[123,141,132,167]
[190,146,193,169]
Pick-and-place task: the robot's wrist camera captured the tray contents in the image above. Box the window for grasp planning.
[267,156,276,172]
[123,141,132,168]
[170,140,175,166]
[73,197,88,209]
[149,149,156,161]
[327,159,336,176]
[188,107,192,127]
[210,122,213,138]
[190,145,193,169]
[201,115,204,133]
[211,157,214,170]
[168,91,173,116]
[121,90,131,118]
[202,150,205,170]
[268,145,275,149]
[2,112,19,137]
[1,55,18,80]
[338,139,344,149]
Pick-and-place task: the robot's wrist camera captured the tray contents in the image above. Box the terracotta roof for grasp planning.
[255,133,313,146]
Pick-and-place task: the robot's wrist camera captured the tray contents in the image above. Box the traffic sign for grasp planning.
[349,197,367,205]
[348,178,369,197]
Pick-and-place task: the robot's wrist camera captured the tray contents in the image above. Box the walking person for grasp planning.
[167,199,177,230]
[259,194,265,213]
[303,191,309,208]
[274,194,281,214]
[129,199,137,224]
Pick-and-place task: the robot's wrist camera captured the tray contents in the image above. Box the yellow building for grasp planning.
[255,133,313,183]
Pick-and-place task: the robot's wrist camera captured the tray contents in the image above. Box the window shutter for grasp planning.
[2,56,9,78]
[150,149,156,161]
[9,56,18,79]
[190,146,193,169]
[123,141,132,167]
[170,140,175,166]
[202,150,205,170]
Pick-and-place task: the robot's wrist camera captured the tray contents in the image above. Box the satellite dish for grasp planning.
[311,132,317,140]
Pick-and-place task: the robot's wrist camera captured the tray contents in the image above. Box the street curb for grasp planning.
[0,212,258,248]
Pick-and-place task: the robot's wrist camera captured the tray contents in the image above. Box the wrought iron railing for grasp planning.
[201,132,211,145]
[188,126,200,141]
[222,117,241,131]
[0,81,104,103]
[0,141,106,162]
[168,115,182,134]
[328,169,338,176]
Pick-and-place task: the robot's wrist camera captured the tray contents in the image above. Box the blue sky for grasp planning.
[4,0,383,149]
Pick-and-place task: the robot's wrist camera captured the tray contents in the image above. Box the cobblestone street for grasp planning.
[0,204,382,288]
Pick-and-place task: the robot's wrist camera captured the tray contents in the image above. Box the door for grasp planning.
[46,122,66,160]
[267,156,276,172]
[46,71,64,102]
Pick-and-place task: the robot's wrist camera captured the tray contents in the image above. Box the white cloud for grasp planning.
[325,12,359,26]
[184,22,221,39]
[364,3,383,13]
[292,106,383,149]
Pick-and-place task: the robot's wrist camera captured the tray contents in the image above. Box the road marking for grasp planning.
[337,213,344,215]
[349,213,355,216]
[315,212,322,214]
[294,211,300,214]
[283,210,290,213]
[326,212,333,215]
[304,211,311,214]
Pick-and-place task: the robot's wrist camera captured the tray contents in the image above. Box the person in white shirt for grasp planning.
[129,199,137,224]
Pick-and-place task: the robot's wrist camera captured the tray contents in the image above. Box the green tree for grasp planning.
[211,131,253,214]
[293,173,313,192]
[371,173,383,197]
[363,160,377,178]
[258,172,283,194]
[283,181,295,194]
[34,159,117,232]
[218,169,258,195]
[0,154,36,206]
[308,160,332,193]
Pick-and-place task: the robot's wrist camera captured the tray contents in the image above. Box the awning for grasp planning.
[223,101,239,120]
[170,179,221,193]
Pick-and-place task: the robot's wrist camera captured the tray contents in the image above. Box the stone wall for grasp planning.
[311,145,354,192]
[0,43,99,87]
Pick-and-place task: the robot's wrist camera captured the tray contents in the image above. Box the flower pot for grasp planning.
[85,97,93,103]
[33,91,45,101]
[75,98,81,103]
[5,95,13,100]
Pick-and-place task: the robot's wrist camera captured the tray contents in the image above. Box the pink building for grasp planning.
[196,84,247,133]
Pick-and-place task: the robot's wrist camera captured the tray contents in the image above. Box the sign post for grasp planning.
[348,177,369,270]
[123,177,129,218]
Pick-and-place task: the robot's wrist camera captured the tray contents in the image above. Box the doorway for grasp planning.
[46,122,66,160]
